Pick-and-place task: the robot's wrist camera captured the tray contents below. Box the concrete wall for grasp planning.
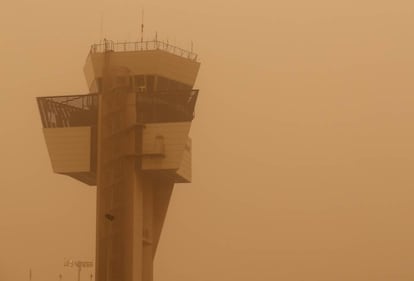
[176,138,192,183]
[141,122,191,172]
[43,127,91,173]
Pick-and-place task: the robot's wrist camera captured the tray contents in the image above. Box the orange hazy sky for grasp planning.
[1,0,414,280]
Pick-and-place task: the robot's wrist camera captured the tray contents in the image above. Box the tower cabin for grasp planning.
[37,40,200,186]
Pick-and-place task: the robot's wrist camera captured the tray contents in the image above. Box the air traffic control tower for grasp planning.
[37,40,200,281]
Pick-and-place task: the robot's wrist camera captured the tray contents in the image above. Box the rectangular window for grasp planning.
[146,75,155,93]
[135,75,145,92]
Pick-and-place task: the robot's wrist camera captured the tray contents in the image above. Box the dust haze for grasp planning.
[1,0,414,280]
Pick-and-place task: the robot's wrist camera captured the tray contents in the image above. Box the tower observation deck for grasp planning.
[37,39,201,281]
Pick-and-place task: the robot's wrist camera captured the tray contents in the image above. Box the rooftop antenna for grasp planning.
[99,0,104,43]
[140,9,144,42]
[100,13,104,43]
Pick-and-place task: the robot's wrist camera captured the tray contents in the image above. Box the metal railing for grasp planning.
[37,94,98,128]
[37,89,198,128]
[90,40,198,61]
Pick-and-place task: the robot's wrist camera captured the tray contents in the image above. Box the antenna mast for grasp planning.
[99,0,104,43]
[100,13,104,43]
[140,9,144,42]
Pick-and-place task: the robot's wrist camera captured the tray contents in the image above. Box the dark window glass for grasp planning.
[96,78,102,92]
[135,75,145,92]
[157,76,169,92]
[146,75,155,93]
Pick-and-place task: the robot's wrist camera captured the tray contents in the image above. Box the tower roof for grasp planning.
[89,40,198,61]
[84,40,201,90]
